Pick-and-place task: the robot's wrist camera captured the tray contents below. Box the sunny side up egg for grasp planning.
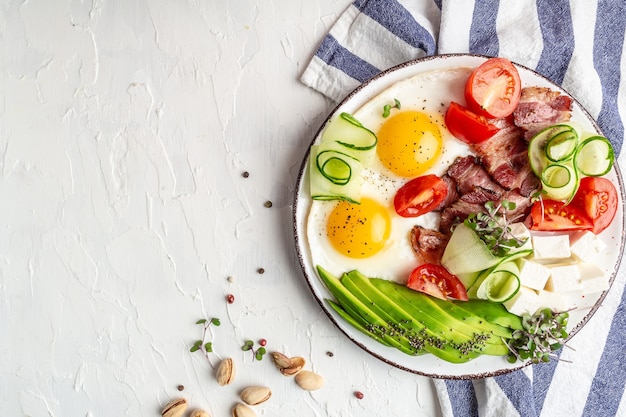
[307,67,475,282]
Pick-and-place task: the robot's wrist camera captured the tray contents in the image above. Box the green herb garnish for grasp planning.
[464,200,527,257]
[242,339,267,361]
[505,308,570,364]
[382,98,401,117]
[190,318,221,363]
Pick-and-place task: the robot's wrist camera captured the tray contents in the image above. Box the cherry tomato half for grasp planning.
[570,177,618,235]
[393,174,448,218]
[407,264,468,301]
[445,101,500,144]
[464,57,522,119]
[527,199,593,232]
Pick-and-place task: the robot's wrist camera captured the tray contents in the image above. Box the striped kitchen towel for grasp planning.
[301,1,626,416]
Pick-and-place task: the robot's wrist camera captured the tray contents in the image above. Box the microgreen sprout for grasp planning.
[382,98,401,117]
[242,339,267,361]
[190,318,221,365]
[464,200,527,257]
[504,308,571,364]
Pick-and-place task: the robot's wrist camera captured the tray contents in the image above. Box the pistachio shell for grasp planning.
[190,410,211,417]
[295,370,325,391]
[270,351,292,368]
[232,402,257,417]
[216,357,235,386]
[270,351,306,376]
[240,385,272,405]
[161,398,188,417]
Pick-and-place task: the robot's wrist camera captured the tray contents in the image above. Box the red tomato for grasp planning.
[527,199,593,231]
[464,58,522,119]
[570,177,618,234]
[393,174,448,217]
[407,264,468,301]
[445,101,500,144]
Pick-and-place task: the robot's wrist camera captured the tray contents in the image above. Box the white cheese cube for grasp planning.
[538,290,597,311]
[579,263,609,293]
[576,292,603,310]
[531,234,571,260]
[518,258,551,290]
[570,231,608,263]
[510,222,533,251]
[545,264,581,292]
[504,286,543,316]
[537,290,568,311]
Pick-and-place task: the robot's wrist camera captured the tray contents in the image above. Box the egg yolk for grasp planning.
[376,110,443,178]
[326,197,391,259]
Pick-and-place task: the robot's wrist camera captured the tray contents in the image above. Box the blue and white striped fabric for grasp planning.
[301,1,626,416]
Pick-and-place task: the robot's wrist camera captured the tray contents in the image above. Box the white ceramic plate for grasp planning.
[293,54,625,379]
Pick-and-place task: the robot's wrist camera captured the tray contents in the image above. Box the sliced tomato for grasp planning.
[527,199,593,231]
[570,177,618,234]
[464,57,522,119]
[394,174,448,218]
[445,101,500,144]
[407,264,468,301]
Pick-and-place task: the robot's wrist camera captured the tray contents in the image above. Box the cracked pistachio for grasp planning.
[270,351,305,376]
[161,398,188,417]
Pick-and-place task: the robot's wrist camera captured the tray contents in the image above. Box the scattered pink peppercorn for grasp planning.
[226,294,235,304]
[355,391,364,399]
[259,338,267,347]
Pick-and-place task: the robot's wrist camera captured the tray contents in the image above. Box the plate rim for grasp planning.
[292,53,626,379]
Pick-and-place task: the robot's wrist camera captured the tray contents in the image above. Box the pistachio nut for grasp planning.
[161,398,188,417]
[232,402,257,417]
[190,410,211,417]
[270,351,306,376]
[295,370,325,391]
[216,357,235,386]
[240,385,272,405]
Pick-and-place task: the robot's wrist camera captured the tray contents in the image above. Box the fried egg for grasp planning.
[307,67,475,282]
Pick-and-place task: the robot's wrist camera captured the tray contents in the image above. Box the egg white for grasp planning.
[307,67,476,283]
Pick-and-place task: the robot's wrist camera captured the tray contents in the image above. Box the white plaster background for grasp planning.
[0,1,442,415]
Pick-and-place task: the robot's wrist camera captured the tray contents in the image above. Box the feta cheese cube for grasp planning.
[504,286,543,316]
[518,258,551,290]
[510,222,533,251]
[545,264,581,292]
[576,292,604,310]
[537,290,569,311]
[570,231,608,263]
[531,234,571,260]
[538,289,597,311]
[579,263,609,293]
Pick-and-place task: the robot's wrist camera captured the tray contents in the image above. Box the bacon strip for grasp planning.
[513,86,573,139]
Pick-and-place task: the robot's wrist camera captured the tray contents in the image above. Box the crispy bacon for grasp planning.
[472,123,541,197]
[513,86,573,139]
[446,155,505,196]
[410,226,450,265]
[439,200,485,235]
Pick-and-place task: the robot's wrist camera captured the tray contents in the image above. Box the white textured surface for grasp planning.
[0,1,440,416]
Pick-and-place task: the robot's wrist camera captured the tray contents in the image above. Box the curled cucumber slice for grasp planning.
[540,162,579,201]
[475,262,521,303]
[528,124,576,176]
[574,136,615,177]
[546,130,578,162]
[527,123,615,202]
[309,143,363,203]
[310,112,378,202]
[321,112,378,151]
[316,150,354,185]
